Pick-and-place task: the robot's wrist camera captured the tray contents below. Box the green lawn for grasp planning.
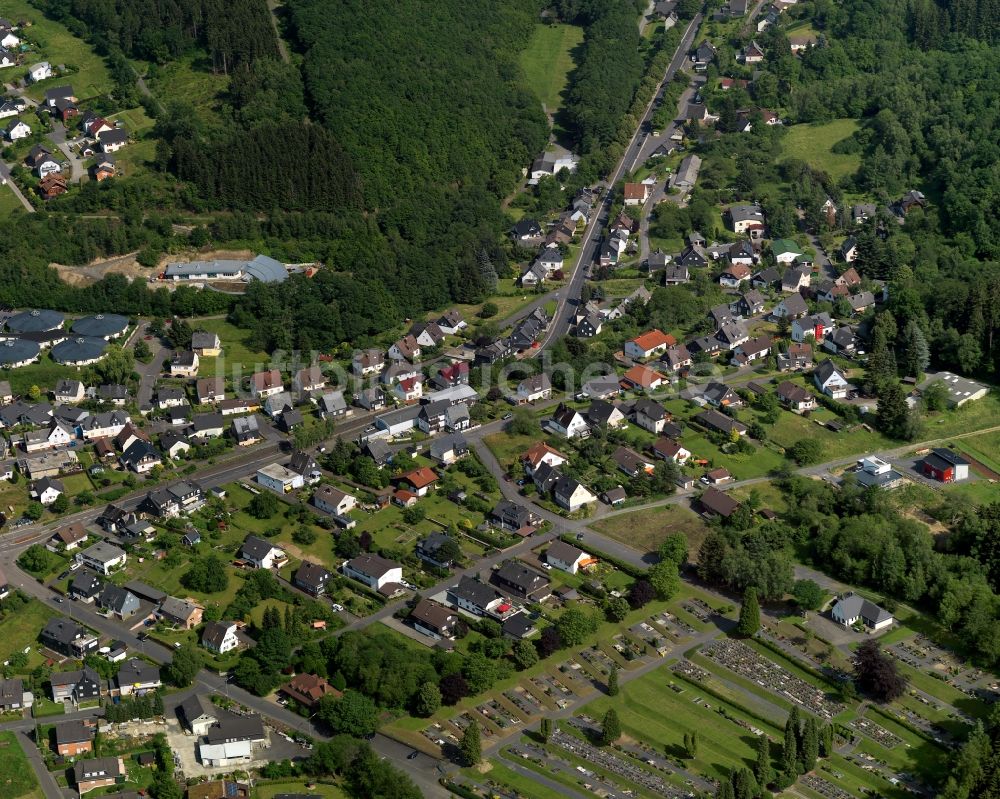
[0,731,45,799]
[142,54,229,124]
[187,318,272,379]
[952,430,1000,474]
[518,23,583,113]
[758,405,895,460]
[483,431,544,471]
[469,762,567,799]
[7,0,113,101]
[255,781,347,799]
[1,353,83,396]
[0,184,27,218]
[591,504,710,559]
[780,118,861,183]
[108,107,156,134]
[0,599,56,668]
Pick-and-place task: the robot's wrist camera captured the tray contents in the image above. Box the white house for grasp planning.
[814,360,849,399]
[255,463,304,494]
[830,592,894,631]
[313,485,358,516]
[521,442,568,475]
[75,541,127,575]
[1,32,20,49]
[515,374,551,404]
[201,621,240,654]
[5,119,30,141]
[552,475,597,512]
[28,62,53,82]
[342,554,402,593]
[548,404,589,438]
[545,541,594,575]
[238,535,286,569]
[31,477,64,505]
[624,329,674,361]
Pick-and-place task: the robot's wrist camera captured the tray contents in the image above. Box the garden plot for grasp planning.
[632,621,673,656]
[420,721,455,747]
[557,660,596,690]
[529,675,575,708]
[552,728,690,799]
[653,610,696,637]
[504,687,543,716]
[803,775,856,799]
[701,639,843,719]
[682,598,715,623]
[476,700,521,731]
[579,646,619,676]
[848,716,902,749]
[611,632,647,662]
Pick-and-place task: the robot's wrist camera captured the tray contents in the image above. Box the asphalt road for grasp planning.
[533,14,704,353]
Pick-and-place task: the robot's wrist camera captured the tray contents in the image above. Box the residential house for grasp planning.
[156,387,186,410]
[491,500,540,534]
[652,437,691,464]
[201,621,240,654]
[663,264,690,285]
[238,535,287,569]
[730,334,772,366]
[5,118,30,140]
[352,349,385,376]
[445,403,470,431]
[429,432,468,465]
[781,266,811,293]
[196,377,226,404]
[280,673,340,710]
[777,342,813,371]
[98,585,139,619]
[393,376,424,403]
[612,446,654,477]
[0,677,28,712]
[702,382,743,408]
[313,485,358,517]
[114,659,160,696]
[716,321,750,350]
[699,486,741,519]
[824,326,859,357]
[191,331,221,356]
[840,237,858,263]
[342,554,403,594]
[623,182,651,206]
[772,291,808,320]
[624,329,675,361]
[50,667,101,704]
[293,561,334,597]
[250,369,283,399]
[546,541,594,574]
[490,560,551,601]
[433,361,470,390]
[792,312,834,342]
[726,204,765,235]
[98,128,128,153]
[189,412,225,439]
[292,365,325,397]
[631,397,668,434]
[169,350,199,377]
[120,440,161,474]
[22,418,73,452]
[179,695,218,736]
[676,245,708,268]
[776,381,816,413]
[751,266,781,289]
[548,403,589,438]
[814,360,849,398]
[694,408,747,437]
[78,411,129,442]
[704,467,732,485]
[49,522,88,551]
[318,390,350,419]
[586,399,627,429]
[159,596,203,629]
[389,334,421,363]
[671,154,701,189]
[733,289,766,317]
[511,218,543,244]
[514,374,551,404]
[742,40,765,62]
[139,481,204,518]
[661,344,692,373]
[415,533,460,568]
[436,309,467,335]
[262,391,294,419]
[75,541,127,575]
[719,263,752,288]
[521,441,568,475]
[771,239,803,263]
[40,619,99,658]
[445,577,511,619]
[74,756,125,794]
[68,572,103,603]
[848,291,876,314]
[622,364,668,391]
[231,415,262,446]
[552,474,597,512]
[409,599,459,641]
[397,466,438,496]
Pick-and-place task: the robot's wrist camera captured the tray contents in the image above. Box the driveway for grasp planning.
[49,121,87,184]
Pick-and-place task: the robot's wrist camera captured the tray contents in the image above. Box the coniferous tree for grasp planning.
[539,717,552,743]
[783,708,800,775]
[607,668,619,696]
[801,716,819,772]
[600,709,622,745]
[754,733,773,787]
[460,721,481,766]
[736,587,761,637]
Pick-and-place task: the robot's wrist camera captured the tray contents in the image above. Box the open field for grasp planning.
[591,504,710,558]
[187,318,272,379]
[142,55,229,124]
[780,118,861,183]
[0,185,27,218]
[0,731,44,799]
[1,354,82,397]
[518,23,583,113]
[255,781,347,799]
[0,599,56,665]
[952,430,1000,474]
[6,0,112,101]
[470,761,567,799]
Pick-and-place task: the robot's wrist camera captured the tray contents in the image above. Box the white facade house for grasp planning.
[342,554,402,593]
[255,463,304,494]
[830,592,894,631]
[313,485,357,517]
[201,621,240,654]
[814,361,849,399]
[28,62,53,82]
[5,119,30,140]
[515,374,551,404]
[546,541,593,575]
[75,541,127,575]
[238,535,286,569]
[548,405,589,438]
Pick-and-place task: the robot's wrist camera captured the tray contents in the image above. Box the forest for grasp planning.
[39,0,279,71]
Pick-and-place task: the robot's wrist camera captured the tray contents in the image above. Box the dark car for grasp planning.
[407,750,419,760]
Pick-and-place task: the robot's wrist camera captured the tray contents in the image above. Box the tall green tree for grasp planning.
[801,716,819,772]
[600,709,622,745]
[736,587,761,637]
[607,668,619,696]
[754,733,773,786]
[460,721,482,766]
